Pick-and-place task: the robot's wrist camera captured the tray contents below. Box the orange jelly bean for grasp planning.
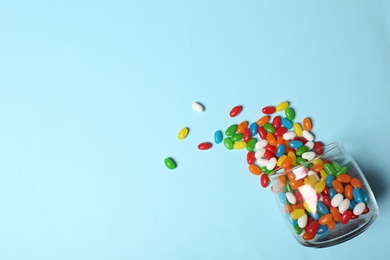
[282,156,293,169]
[337,174,352,183]
[327,219,336,230]
[319,214,333,225]
[330,207,342,222]
[344,184,354,200]
[311,164,323,173]
[248,165,262,175]
[237,121,248,134]
[287,171,296,181]
[266,133,277,146]
[284,204,293,213]
[292,203,305,211]
[303,117,312,131]
[276,136,284,145]
[290,179,304,190]
[278,175,287,186]
[332,179,344,193]
[302,232,315,241]
[351,178,363,188]
[257,116,270,126]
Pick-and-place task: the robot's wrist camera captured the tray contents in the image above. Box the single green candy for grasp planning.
[285,180,293,192]
[335,166,348,176]
[296,146,309,156]
[285,107,295,121]
[230,133,243,142]
[225,124,238,136]
[223,137,234,150]
[164,157,176,170]
[323,163,336,175]
[246,138,257,151]
[260,166,273,174]
[332,161,341,171]
[293,225,303,235]
[296,157,307,165]
[263,123,276,134]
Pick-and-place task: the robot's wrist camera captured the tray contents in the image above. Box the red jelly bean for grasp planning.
[272,116,281,129]
[293,136,307,144]
[307,220,320,234]
[265,144,276,155]
[260,174,269,188]
[340,210,352,224]
[314,142,324,155]
[362,206,370,214]
[198,142,212,150]
[295,189,303,203]
[247,151,255,164]
[263,151,274,160]
[262,106,276,114]
[274,127,287,137]
[322,187,330,196]
[230,105,242,117]
[258,127,267,139]
[322,195,332,209]
[243,128,252,142]
[351,214,359,220]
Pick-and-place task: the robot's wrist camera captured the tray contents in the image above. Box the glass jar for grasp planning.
[269,142,379,248]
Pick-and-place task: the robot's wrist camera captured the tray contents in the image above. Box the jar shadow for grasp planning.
[358,162,388,205]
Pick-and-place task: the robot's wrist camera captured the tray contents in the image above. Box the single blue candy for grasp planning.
[214,130,223,144]
[278,192,287,204]
[281,117,293,129]
[349,199,357,210]
[308,211,320,220]
[328,188,337,199]
[276,144,286,157]
[361,190,369,203]
[353,188,363,203]
[317,225,329,235]
[289,140,303,148]
[317,201,329,214]
[326,174,335,188]
[249,122,258,136]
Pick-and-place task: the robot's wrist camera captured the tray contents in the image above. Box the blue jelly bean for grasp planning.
[325,174,335,188]
[353,188,363,203]
[361,190,369,203]
[317,201,329,214]
[278,193,287,204]
[308,211,320,220]
[276,144,286,157]
[317,225,329,235]
[249,122,258,136]
[286,213,298,225]
[289,140,303,148]
[214,130,223,144]
[328,188,337,199]
[349,199,357,210]
[281,117,293,129]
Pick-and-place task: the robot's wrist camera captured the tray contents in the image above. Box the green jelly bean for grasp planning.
[230,133,243,142]
[296,157,307,165]
[323,163,336,175]
[224,138,234,150]
[332,161,341,171]
[335,166,348,176]
[293,225,303,234]
[246,138,257,151]
[285,180,293,192]
[164,157,176,170]
[285,107,295,121]
[263,123,276,134]
[261,166,273,174]
[296,146,309,156]
[225,124,238,136]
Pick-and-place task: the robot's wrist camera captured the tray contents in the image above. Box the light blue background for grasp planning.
[1,1,390,259]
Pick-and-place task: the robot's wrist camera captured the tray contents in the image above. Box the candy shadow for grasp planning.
[359,163,388,205]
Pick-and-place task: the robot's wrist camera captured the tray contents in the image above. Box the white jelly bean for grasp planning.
[286,191,297,205]
[283,131,296,140]
[192,102,204,112]
[302,130,314,141]
[255,140,268,149]
[331,193,344,207]
[338,198,350,214]
[257,158,269,167]
[308,170,320,181]
[302,151,316,161]
[255,148,266,159]
[353,202,366,215]
[267,157,277,170]
[304,141,314,150]
[298,213,308,228]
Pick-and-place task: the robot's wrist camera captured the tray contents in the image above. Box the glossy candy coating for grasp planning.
[263,123,276,134]
[225,124,238,136]
[230,105,242,117]
[192,102,204,112]
[262,106,276,114]
[249,122,258,136]
[276,101,289,112]
[178,127,189,140]
[164,157,176,170]
[303,117,312,131]
[260,174,269,187]
[247,151,255,164]
[214,130,223,144]
[285,107,295,121]
[198,142,212,150]
[223,138,234,150]
[237,121,248,133]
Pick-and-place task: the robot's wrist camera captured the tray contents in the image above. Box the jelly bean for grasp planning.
[214,130,223,144]
[281,156,292,169]
[285,107,295,121]
[323,163,336,175]
[257,115,270,126]
[230,133,243,142]
[278,192,287,204]
[286,213,298,225]
[293,136,308,145]
[178,127,189,140]
[361,190,369,203]
[317,201,329,215]
[296,157,307,165]
[276,136,284,145]
[243,128,252,142]
[302,117,312,131]
[336,166,347,176]
[230,105,242,117]
[262,106,276,114]
[337,174,351,183]
[249,122,258,136]
[283,131,296,140]
[314,181,326,194]
[225,124,238,136]
[332,179,344,194]
[234,141,247,150]
[164,157,176,170]
[307,220,320,234]
[287,151,296,165]
[272,127,286,137]
[304,141,314,150]
[267,157,277,170]
[350,213,359,220]
[296,146,309,156]
[258,126,267,139]
[325,174,335,188]
[293,123,303,136]
[314,142,324,155]
[260,173,269,187]
[236,121,248,134]
[275,144,286,158]
[294,189,303,203]
[340,210,352,224]
[362,206,370,215]
[319,214,333,225]
[302,130,314,142]
[353,188,363,203]
[344,184,353,200]
[277,154,287,166]
[290,209,305,220]
[349,199,357,210]
[270,115,280,128]
[263,123,276,134]
[293,225,303,235]
[248,164,262,175]
[331,193,344,207]
[302,231,315,241]
[286,191,297,204]
[330,207,341,222]
[338,198,350,214]
[322,187,330,196]
[317,225,328,234]
[327,219,336,230]
[255,139,268,149]
[257,158,269,167]
[281,117,293,129]
[255,148,266,159]
[289,140,303,148]
[224,138,234,150]
[308,211,320,220]
[247,151,255,164]
[311,164,323,173]
[198,142,212,150]
[329,188,337,199]
[266,133,277,146]
[265,144,277,155]
[298,213,308,228]
[261,166,274,175]
[192,102,204,112]
[351,178,362,188]
[322,195,332,209]
[332,161,341,171]
[308,170,319,181]
[247,138,257,151]
[276,101,289,111]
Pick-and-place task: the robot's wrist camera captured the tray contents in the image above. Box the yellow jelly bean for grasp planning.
[234,141,247,150]
[276,101,289,112]
[320,170,328,181]
[308,175,319,186]
[287,151,297,165]
[177,127,189,140]
[277,155,287,167]
[293,123,303,136]
[312,159,324,165]
[304,178,312,186]
[314,180,326,193]
[290,209,305,220]
[304,201,315,214]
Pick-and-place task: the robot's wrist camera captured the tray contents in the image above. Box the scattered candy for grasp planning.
[192,102,204,112]
[230,105,243,117]
[178,127,189,140]
[198,142,212,150]
[164,157,176,170]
